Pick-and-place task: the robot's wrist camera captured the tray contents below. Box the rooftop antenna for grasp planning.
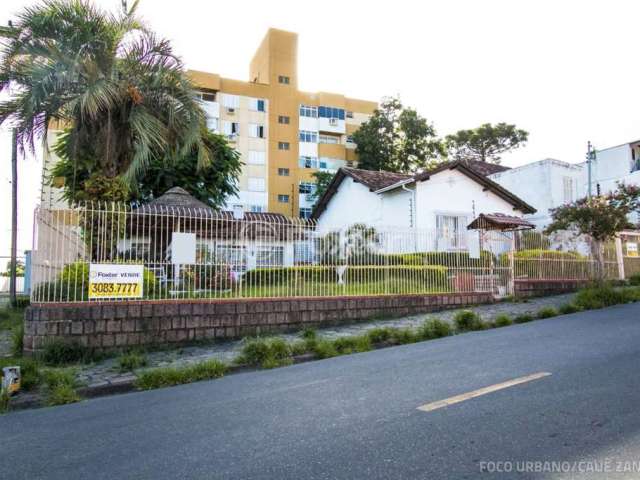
[586,141,597,198]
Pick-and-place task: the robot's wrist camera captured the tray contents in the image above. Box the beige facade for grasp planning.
[190,28,377,217]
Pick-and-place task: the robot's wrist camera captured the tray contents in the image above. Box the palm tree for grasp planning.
[0,0,212,200]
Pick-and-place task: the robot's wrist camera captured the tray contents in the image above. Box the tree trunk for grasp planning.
[590,238,606,282]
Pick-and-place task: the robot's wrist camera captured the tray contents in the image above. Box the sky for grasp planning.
[1,0,640,257]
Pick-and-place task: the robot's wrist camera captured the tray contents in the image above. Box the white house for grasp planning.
[312,160,536,251]
[487,158,583,229]
[583,139,640,195]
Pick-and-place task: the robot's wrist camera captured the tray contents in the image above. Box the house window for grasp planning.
[278,168,290,176]
[299,156,318,168]
[249,98,266,112]
[318,106,345,120]
[299,130,318,143]
[247,150,266,165]
[278,75,290,85]
[278,194,289,203]
[294,241,314,263]
[319,134,339,144]
[206,117,219,132]
[249,123,265,138]
[299,182,315,195]
[436,214,468,250]
[299,208,312,219]
[256,246,284,267]
[278,142,290,150]
[197,91,216,102]
[562,176,574,204]
[249,205,264,213]
[278,115,290,124]
[221,94,239,109]
[299,105,318,118]
[346,135,355,145]
[346,111,354,119]
[248,177,266,192]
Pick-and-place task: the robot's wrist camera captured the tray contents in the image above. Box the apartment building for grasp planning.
[188,28,377,217]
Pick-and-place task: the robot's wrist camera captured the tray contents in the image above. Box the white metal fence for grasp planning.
[30,203,621,303]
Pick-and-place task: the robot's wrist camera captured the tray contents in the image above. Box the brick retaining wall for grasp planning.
[23,292,493,354]
[514,279,588,298]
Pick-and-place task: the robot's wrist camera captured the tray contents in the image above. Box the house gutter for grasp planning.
[373,178,415,194]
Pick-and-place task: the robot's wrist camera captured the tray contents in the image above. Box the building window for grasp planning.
[278,194,289,203]
[346,111,354,119]
[299,105,318,118]
[222,94,239,109]
[299,156,318,168]
[247,150,266,165]
[256,246,284,267]
[249,205,264,213]
[299,130,318,143]
[294,241,314,263]
[278,115,290,124]
[562,176,574,204]
[249,124,265,138]
[299,182,315,195]
[346,135,355,144]
[278,168,290,176]
[299,208,312,219]
[436,214,468,251]
[197,91,216,102]
[278,75,290,85]
[206,117,219,132]
[248,177,266,192]
[318,106,345,120]
[319,134,339,144]
[278,142,290,150]
[223,121,239,137]
[215,245,247,272]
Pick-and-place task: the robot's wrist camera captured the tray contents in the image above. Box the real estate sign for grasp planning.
[627,242,638,257]
[88,264,144,299]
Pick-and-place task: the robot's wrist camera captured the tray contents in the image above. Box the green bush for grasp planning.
[332,335,372,354]
[559,303,581,315]
[0,388,10,413]
[390,328,420,344]
[238,337,292,369]
[382,250,496,268]
[574,285,631,310]
[537,307,558,319]
[116,351,148,372]
[312,339,339,359]
[419,319,452,339]
[514,313,534,323]
[493,314,513,327]
[135,359,227,390]
[629,273,640,286]
[366,327,394,344]
[504,249,591,279]
[454,310,485,331]
[42,369,80,406]
[242,265,449,289]
[33,261,158,301]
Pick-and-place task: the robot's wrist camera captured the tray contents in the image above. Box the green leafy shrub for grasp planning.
[312,339,338,359]
[574,285,631,310]
[454,310,485,331]
[558,303,581,314]
[332,335,372,354]
[289,341,309,356]
[514,313,534,323]
[537,307,558,319]
[383,250,496,268]
[42,369,80,406]
[419,319,452,339]
[135,359,227,390]
[238,337,292,369]
[493,314,513,327]
[116,351,148,372]
[390,328,420,344]
[629,273,640,286]
[503,249,591,279]
[366,327,394,344]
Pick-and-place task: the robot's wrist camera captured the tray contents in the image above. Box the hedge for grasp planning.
[500,249,593,279]
[242,265,450,289]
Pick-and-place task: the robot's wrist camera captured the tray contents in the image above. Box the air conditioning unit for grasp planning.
[226,107,236,114]
[329,118,339,126]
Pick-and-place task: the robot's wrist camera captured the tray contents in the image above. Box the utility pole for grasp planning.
[9,128,18,307]
[586,141,596,199]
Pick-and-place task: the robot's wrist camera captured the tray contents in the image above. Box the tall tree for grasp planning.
[352,97,444,173]
[445,123,528,164]
[546,184,640,278]
[51,128,241,207]
[0,0,223,201]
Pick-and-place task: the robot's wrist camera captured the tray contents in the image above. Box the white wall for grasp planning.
[415,169,524,231]
[489,159,583,229]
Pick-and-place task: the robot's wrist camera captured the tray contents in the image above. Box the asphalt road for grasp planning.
[3,304,640,480]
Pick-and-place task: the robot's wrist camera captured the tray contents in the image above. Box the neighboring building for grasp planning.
[312,160,535,251]
[583,139,640,197]
[39,28,376,217]
[188,28,376,217]
[488,158,583,229]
